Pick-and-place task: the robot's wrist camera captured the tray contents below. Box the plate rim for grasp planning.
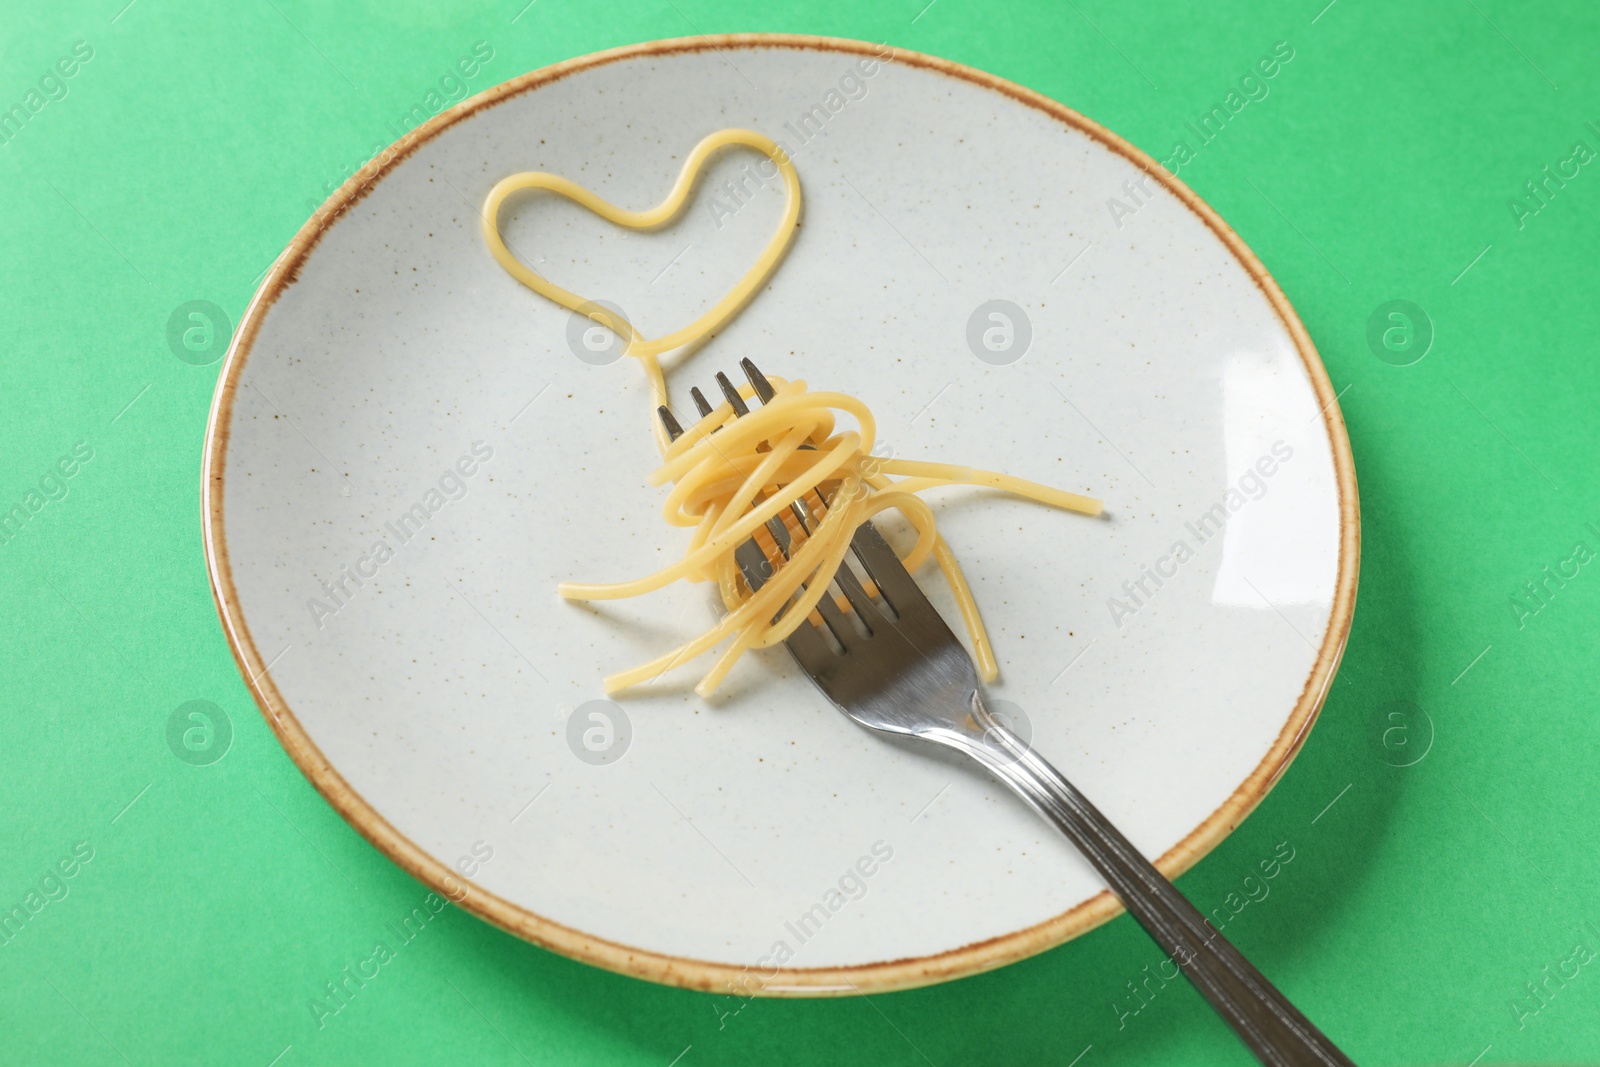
[201,32,1361,997]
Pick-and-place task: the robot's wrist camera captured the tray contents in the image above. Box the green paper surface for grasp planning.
[3,1,1597,1063]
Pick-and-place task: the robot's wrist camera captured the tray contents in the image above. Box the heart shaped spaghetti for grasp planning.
[481,127,801,447]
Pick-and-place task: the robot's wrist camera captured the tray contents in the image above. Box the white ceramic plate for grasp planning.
[204,35,1357,995]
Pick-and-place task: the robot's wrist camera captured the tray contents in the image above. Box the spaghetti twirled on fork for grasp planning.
[482,128,1102,696]
[558,364,1100,695]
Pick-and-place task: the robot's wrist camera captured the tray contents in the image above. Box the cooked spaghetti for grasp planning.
[482,129,1102,696]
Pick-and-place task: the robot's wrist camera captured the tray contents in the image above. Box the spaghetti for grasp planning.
[482,129,1102,696]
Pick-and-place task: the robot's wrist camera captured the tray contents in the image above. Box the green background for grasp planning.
[2,0,1597,1063]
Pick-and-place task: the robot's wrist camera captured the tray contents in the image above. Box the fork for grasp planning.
[661,360,1355,1067]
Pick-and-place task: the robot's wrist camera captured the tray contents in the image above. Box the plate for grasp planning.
[203,35,1358,995]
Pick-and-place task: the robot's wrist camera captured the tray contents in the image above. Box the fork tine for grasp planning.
[732,529,835,670]
[698,363,888,664]
[733,540,775,591]
[772,482,877,640]
[847,521,930,617]
[657,405,685,442]
[764,507,797,556]
[715,372,751,417]
[830,562,886,633]
[741,358,777,403]
[813,591,861,649]
[780,605,837,672]
[718,378,811,553]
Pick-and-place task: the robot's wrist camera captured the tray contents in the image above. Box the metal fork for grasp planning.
[662,361,1355,1067]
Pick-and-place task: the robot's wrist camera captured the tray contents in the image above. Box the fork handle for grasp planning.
[949,720,1355,1067]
